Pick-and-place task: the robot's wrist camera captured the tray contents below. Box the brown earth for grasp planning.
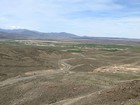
[0,41,140,105]
[70,80,140,105]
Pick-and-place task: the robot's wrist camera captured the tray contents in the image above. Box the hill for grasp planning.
[0,28,140,46]
[0,29,79,40]
[71,80,140,105]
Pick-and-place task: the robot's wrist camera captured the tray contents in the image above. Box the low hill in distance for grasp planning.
[0,28,79,40]
[0,28,140,45]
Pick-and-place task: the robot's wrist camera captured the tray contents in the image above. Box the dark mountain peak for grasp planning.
[0,28,42,35]
[0,28,79,40]
[47,32,78,37]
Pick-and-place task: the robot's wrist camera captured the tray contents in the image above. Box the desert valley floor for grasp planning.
[0,40,140,105]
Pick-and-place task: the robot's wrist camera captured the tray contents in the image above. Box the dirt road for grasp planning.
[0,58,74,87]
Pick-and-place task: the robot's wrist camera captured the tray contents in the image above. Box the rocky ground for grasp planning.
[0,41,140,105]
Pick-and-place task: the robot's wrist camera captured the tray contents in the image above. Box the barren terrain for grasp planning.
[0,40,140,105]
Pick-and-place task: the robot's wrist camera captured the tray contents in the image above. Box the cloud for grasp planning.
[0,0,140,38]
[7,25,25,29]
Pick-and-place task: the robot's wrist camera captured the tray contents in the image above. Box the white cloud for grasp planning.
[6,25,25,29]
[69,17,140,38]
[0,0,140,38]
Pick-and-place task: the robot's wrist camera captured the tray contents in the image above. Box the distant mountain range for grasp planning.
[0,28,140,44]
[0,28,80,40]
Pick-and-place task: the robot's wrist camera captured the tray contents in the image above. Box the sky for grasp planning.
[0,0,140,38]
